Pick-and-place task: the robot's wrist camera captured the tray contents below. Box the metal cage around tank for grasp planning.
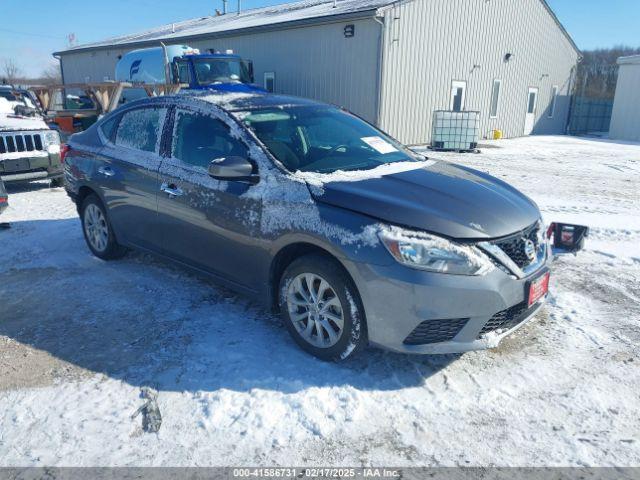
[430,110,480,152]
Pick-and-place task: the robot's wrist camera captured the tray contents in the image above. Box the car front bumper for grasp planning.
[344,257,550,354]
[0,152,63,183]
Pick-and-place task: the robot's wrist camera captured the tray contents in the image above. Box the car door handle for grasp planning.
[160,182,184,198]
[98,166,115,177]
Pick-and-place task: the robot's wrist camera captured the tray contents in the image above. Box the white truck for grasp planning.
[0,86,63,185]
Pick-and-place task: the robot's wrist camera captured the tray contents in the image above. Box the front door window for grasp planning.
[172,110,249,169]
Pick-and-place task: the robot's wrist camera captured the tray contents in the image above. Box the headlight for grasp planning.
[43,130,61,146]
[378,226,494,276]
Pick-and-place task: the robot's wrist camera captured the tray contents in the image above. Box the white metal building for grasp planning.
[55,0,580,145]
[609,55,640,142]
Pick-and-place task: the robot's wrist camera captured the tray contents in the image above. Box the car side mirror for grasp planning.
[208,156,258,184]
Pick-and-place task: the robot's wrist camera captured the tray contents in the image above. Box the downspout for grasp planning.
[373,13,386,129]
[564,56,582,135]
[53,54,65,85]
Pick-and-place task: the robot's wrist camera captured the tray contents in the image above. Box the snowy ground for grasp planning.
[0,135,639,466]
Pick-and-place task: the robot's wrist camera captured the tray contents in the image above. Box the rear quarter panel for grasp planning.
[64,127,107,204]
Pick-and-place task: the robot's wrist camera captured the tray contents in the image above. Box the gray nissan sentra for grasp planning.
[63,91,550,361]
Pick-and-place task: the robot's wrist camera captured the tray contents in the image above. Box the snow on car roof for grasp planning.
[189,90,326,111]
[120,89,328,112]
[55,0,394,54]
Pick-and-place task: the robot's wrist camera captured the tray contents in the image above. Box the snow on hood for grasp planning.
[294,160,437,188]
[0,97,17,114]
[0,113,49,132]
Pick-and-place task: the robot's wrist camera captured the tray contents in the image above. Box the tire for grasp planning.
[278,253,367,361]
[80,194,127,260]
[50,177,64,188]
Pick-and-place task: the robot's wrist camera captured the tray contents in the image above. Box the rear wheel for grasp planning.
[279,254,367,361]
[80,194,127,260]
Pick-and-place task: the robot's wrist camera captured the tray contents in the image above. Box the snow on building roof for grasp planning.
[55,0,393,55]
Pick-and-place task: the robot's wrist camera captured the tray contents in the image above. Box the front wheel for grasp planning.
[279,254,367,361]
[80,194,127,260]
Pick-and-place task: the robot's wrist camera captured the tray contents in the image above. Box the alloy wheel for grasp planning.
[84,203,109,253]
[286,273,345,348]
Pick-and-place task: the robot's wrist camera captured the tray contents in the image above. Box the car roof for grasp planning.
[120,89,329,113]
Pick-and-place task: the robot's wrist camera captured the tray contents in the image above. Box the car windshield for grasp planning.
[193,58,251,85]
[238,106,419,173]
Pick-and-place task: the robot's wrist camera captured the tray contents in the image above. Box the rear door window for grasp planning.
[99,115,120,143]
[172,110,248,169]
[115,107,167,153]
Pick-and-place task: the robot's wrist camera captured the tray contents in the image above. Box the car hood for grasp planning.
[0,113,49,132]
[308,161,541,239]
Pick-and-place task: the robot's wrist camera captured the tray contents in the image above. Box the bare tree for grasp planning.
[575,45,640,99]
[42,63,62,84]
[2,58,22,84]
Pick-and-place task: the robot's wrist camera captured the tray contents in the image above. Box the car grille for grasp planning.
[478,301,536,337]
[0,133,44,154]
[403,318,468,345]
[491,222,540,269]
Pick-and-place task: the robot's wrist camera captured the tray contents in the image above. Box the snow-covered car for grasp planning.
[63,91,550,361]
[0,178,7,215]
[0,87,63,185]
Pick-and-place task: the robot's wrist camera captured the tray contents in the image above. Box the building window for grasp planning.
[264,72,275,93]
[548,85,558,118]
[450,81,466,112]
[489,80,501,118]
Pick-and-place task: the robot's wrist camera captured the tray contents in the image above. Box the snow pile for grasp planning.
[0,97,16,114]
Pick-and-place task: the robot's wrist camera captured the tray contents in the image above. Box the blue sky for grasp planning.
[1,0,639,77]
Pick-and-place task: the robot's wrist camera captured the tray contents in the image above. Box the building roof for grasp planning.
[54,0,392,55]
[55,0,580,58]
[618,55,640,66]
